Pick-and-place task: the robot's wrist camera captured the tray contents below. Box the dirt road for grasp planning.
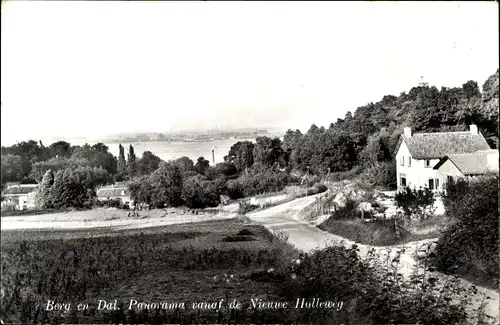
[246,193,500,324]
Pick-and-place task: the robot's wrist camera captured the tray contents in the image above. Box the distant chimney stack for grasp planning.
[212,149,215,165]
[470,124,478,135]
[404,127,412,138]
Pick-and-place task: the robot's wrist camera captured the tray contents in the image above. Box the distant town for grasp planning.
[103,128,280,144]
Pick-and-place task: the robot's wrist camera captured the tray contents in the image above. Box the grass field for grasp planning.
[1,218,309,324]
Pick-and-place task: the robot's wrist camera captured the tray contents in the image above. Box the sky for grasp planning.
[1,1,498,145]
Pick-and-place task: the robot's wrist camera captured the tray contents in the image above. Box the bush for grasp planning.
[1,202,17,212]
[327,166,361,182]
[359,161,396,189]
[233,170,299,198]
[326,198,360,220]
[95,198,129,210]
[274,245,469,324]
[226,179,244,200]
[395,186,435,219]
[432,177,499,285]
[238,201,259,214]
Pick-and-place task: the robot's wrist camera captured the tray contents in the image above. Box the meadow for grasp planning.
[1,215,478,324]
[1,218,301,324]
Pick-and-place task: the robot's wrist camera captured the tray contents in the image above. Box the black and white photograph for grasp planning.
[1,1,499,324]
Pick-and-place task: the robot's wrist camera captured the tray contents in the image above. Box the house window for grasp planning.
[447,176,453,183]
[428,178,434,190]
[408,157,411,167]
[435,178,439,189]
[425,160,432,168]
[400,156,405,166]
[400,173,407,187]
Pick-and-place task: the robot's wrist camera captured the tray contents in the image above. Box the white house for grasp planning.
[96,185,134,209]
[395,124,491,192]
[1,184,38,210]
[433,149,499,184]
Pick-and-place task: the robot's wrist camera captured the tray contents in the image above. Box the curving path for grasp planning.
[246,193,500,324]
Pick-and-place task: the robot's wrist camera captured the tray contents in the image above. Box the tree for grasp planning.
[359,134,389,166]
[252,137,283,168]
[35,169,55,208]
[225,141,254,173]
[181,175,220,208]
[127,145,137,178]
[462,80,481,100]
[49,141,71,158]
[149,162,183,208]
[137,151,161,176]
[70,143,117,175]
[49,169,92,209]
[117,144,127,176]
[214,162,237,177]
[1,154,23,186]
[129,175,153,209]
[172,156,195,173]
[30,156,93,183]
[194,156,210,175]
[72,166,110,190]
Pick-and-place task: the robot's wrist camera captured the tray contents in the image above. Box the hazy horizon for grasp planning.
[1,1,498,146]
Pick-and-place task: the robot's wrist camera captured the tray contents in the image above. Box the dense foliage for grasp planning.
[130,162,184,209]
[433,177,499,285]
[394,186,435,219]
[282,70,498,177]
[35,166,111,209]
[225,166,300,199]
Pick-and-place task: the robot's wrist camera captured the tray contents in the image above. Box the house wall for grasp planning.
[27,192,37,209]
[435,160,464,187]
[396,140,441,191]
[3,194,29,210]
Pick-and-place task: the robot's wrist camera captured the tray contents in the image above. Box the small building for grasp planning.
[433,149,499,184]
[395,124,491,192]
[96,186,134,209]
[1,184,38,210]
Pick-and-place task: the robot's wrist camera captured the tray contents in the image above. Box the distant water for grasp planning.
[104,139,256,164]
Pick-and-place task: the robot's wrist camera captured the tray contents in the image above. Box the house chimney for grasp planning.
[470,124,478,135]
[404,127,412,138]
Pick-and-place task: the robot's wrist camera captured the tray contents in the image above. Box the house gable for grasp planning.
[433,157,464,177]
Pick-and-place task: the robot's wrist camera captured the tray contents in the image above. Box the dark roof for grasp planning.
[97,188,130,198]
[434,151,499,175]
[3,185,38,195]
[402,131,490,159]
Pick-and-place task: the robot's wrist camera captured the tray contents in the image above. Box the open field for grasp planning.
[1,218,308,324]
[0,205,239,231]
[0,191,304,231]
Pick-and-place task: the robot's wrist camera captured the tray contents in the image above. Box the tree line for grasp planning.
[1,69,498,208]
